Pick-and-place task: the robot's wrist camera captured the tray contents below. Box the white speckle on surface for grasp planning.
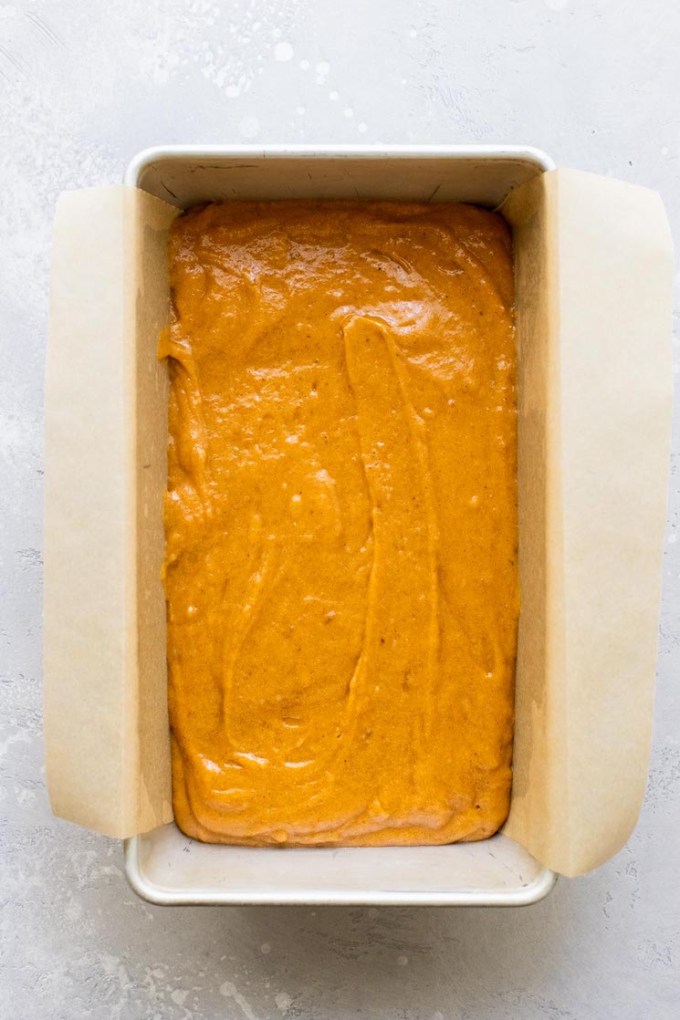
[668,533,677,544]
[316,60,330,75]
[357,121,368,133]
[260,942,271,954]
[329,89,339,101]
[239,115,260,139]
[637,938,674,970]
[275,992,293,1013]
[221,981,259,1020]
[171,988,189,1006]
[14,785,36,805]
[0,728,31,760]
[296,104,305,115]
[65,897,83,922]
[274,41,294,62]
[397,954,409,966]
[343,107,353,118]
[299,58,310,70]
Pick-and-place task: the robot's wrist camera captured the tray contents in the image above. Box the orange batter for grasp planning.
[163,200,518,846]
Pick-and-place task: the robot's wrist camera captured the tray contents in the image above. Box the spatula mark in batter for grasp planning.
[342,315,440,760]
[219,513,281,748]
[163,332,211,509]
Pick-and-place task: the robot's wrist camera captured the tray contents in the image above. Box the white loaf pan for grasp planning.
[127,144,555,906]
[45,145,672,907]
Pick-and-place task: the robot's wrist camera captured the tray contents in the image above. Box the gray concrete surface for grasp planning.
[2,0,679,1016]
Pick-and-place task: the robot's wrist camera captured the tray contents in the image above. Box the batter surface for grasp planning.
[164,200,518,846]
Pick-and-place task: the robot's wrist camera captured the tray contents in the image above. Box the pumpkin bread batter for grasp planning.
[163,200,518,846]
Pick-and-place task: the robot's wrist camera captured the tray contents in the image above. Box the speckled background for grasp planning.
[2,1,679,1017]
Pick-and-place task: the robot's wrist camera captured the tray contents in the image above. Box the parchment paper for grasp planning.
[44,186,177,838]
[44,171,673,871]
[502,170,673,875]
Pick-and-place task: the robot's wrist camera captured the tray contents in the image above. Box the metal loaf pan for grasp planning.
[124,145,556,906]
